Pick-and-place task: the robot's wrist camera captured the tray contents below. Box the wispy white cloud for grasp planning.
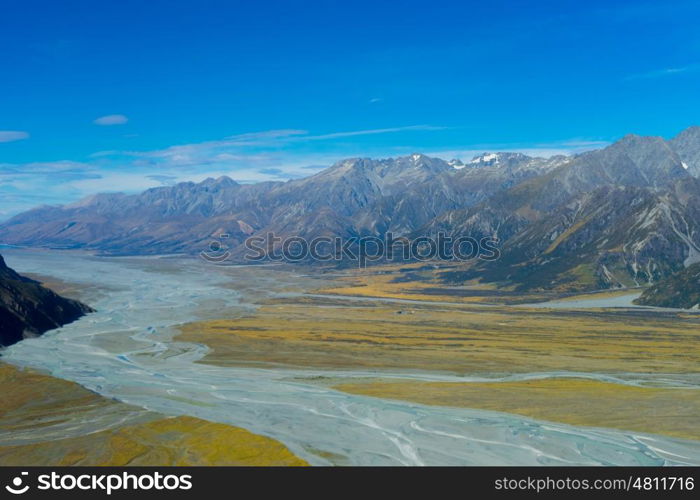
[94,114,129,125]
[224,129,307,142]
[426,138,609,161]
[625,63,700,81]
[69,172,171,194]
[123,126,444,161]
[0,160,94,176]
[91,126,446,174]
[0,160,105,216]
[0,131,29,143]
[306,125,446,140]
[554,139,610,148]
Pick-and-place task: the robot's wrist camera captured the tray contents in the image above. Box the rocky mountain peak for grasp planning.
[468,152,533,168]
[199,176,238,188]
[673,125,700,141]
[322,154,451,180]
[670,125,700,178]
[569,133,689,189]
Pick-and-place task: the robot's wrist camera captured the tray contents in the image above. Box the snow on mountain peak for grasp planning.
[470,153,500,165]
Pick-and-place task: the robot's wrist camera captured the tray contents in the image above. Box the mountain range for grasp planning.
[2,126,700,294]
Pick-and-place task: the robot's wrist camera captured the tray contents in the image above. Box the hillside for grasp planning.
[633,262,700,309]
[0,254,94,347]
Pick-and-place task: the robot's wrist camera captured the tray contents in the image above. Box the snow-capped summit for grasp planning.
[468,152,538,168]
[470,153,500,165]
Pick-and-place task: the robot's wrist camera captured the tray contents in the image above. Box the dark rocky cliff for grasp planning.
[0,254,94,347]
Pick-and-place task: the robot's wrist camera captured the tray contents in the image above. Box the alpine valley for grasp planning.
[3,128,700,467]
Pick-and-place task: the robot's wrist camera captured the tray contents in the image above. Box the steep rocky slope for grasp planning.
[0,254,94,347]
[422,132,700,291]
[633,262,700,309]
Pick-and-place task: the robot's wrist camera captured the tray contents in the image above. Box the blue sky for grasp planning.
[1,0,700,218]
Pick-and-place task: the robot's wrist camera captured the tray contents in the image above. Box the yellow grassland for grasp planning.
[0,364,306,466]
[179,300,700,374]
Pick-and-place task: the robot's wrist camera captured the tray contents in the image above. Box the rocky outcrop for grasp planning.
[0,254,94,347]
[633,262,700,309]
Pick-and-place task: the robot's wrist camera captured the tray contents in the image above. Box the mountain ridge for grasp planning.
[0,152,562,254]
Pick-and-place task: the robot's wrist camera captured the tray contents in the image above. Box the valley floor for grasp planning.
[2,251,699,466]
[179,264,700,443]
